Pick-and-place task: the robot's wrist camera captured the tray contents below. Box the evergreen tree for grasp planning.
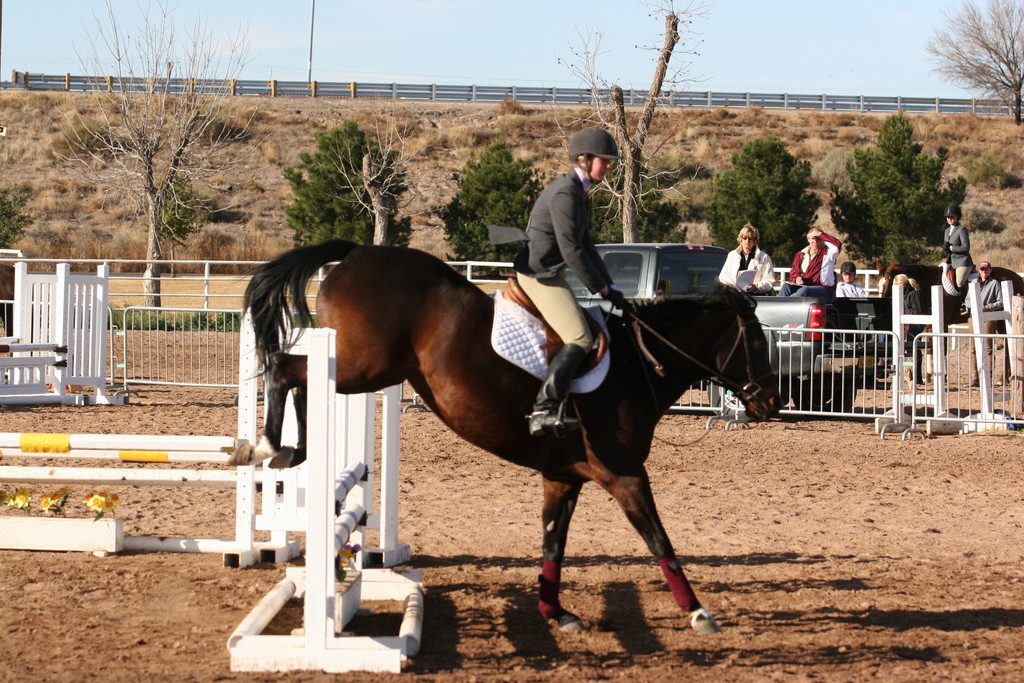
[709,137,821,265]
[441,140,540,260]
[284,121,411,247]
[831,113,966,264]
[0,187,32,247]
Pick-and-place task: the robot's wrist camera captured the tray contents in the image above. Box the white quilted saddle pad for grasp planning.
[491,291,610,394]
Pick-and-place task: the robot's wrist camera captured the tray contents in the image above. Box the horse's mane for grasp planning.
[632,285,755,330]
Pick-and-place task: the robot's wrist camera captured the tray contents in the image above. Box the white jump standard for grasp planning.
[227,328,424,674]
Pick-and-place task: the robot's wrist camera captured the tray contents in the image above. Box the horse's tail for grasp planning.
[244,239,360,366]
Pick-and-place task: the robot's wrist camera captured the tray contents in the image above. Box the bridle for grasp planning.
[627,307,776,413]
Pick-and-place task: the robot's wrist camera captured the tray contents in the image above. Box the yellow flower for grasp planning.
[8,488,34,511]
[84,491,120,520]
[40,488,69,515]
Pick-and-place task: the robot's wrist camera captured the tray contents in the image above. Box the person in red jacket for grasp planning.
[779,228,842,303]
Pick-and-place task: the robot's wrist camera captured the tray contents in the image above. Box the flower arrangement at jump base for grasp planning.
[0,486,118,520]
[337,542,361,582]
[2,487,36,511]
[83,491,120,521]
[40,488,70,515]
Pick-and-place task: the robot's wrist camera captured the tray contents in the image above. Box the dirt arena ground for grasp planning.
[0,386,1021,682]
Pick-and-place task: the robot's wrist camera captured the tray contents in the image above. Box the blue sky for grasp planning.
[1,1,973,97]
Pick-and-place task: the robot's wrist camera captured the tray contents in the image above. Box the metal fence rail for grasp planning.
[901,330,1023,435]
[115,307,242,389]
[679,323,1024,437]
[676,326,900,420]
[8,71,1013,117]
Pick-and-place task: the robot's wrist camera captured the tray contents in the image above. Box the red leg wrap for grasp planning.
[538,560,562,620]
[659,556,699,612]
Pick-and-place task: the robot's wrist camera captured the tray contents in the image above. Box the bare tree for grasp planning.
[927,0,1024,124]
[562,0,708,242]
[326,109,415,246]
[353,112,413,246]
[63,1,252,305]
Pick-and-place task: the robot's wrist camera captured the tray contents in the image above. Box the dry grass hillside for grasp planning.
[1,90,1023,269]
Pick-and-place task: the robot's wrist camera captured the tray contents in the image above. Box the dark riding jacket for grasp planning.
[513,170,613,295]
[943,223,973,269]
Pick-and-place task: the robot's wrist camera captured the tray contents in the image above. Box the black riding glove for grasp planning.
[603,287,632,314]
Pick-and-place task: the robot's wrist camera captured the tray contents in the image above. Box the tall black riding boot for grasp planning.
[527,344,589,437]
[957,279,970,315]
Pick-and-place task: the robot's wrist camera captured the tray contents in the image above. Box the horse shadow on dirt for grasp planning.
[412,551,828,571]
[398,552,1024,673]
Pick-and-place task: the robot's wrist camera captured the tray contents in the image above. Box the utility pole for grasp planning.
[307,0,315,83]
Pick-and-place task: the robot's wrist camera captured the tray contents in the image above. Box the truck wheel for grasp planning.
[794,378,857,412]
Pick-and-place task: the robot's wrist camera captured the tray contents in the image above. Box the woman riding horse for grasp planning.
[230,240,780,635]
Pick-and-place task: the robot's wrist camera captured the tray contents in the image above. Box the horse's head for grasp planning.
[876,260,898,298]
[637,287,780,421]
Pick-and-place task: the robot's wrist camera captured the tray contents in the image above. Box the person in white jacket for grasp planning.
[717,223,775,295]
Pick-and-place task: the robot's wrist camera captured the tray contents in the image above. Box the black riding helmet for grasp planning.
[839,261,856,275]
[568,127,619,162]
[944,204,961,218]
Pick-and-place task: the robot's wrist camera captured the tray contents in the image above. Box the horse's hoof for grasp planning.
[228,443,254,466]
[268,446,296,470]
[690,607,722,634]
[555,611,587,633]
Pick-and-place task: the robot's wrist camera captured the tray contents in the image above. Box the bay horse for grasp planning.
[0,263,14,335]
[876,262,1024,326]
[229,240,780,635]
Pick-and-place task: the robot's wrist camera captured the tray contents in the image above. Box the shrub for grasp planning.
[497,98,525,116]
[115,309,241,332]
[811,149,854,190]
[959,152,1012,189]
[56,120,114,158]
[963,203,1006,234]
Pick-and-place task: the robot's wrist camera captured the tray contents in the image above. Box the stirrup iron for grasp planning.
[527,401,579,437]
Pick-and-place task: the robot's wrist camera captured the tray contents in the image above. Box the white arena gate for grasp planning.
[0,262,124,405]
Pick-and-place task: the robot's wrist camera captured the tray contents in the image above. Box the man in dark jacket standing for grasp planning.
[513,127,629,437]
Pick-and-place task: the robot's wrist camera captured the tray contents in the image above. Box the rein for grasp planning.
[626,308,771,407]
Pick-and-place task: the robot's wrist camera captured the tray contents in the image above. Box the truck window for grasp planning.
[658,251,727,294]
[562,250,644,297]
[603,252,643,297]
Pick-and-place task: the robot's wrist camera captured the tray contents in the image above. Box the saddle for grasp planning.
[940,263,975,296]
[502,277,609,377]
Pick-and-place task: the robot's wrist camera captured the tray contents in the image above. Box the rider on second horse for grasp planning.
[942,203,973,307]
[513,127,630,438]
